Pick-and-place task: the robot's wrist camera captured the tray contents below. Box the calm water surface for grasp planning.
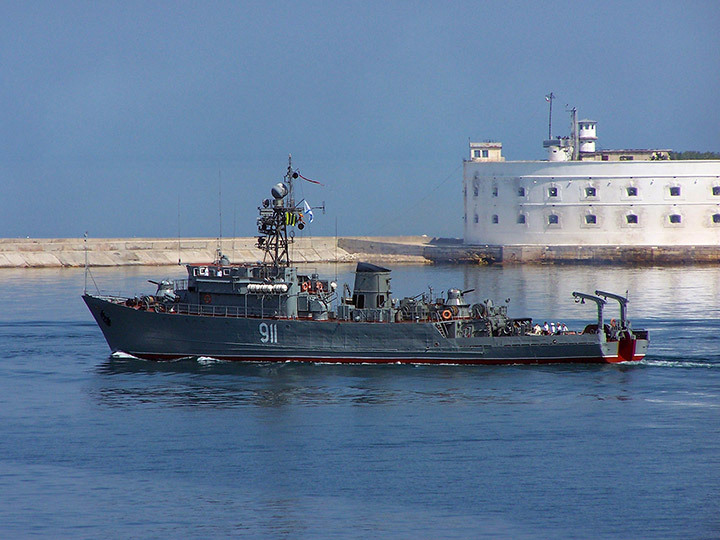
[1,264,719,539]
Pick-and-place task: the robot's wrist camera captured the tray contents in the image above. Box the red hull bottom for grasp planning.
[125,352,646,365]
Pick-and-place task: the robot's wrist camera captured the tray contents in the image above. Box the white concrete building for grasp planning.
[464,124,720,249]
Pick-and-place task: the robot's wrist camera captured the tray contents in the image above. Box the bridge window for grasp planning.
[669,214,682,224]
[492,186,498,197]
[713,186,720,196]
[492,214,499,224]
[626,186,638,196]
[548,187,558,197]
[669,186,681,196]
[474,214,479,223]
[517,214,526,224]
[518,187,525,197]
[585,187,596,197]
[626,214,638,224]
[585,214,597,224]
[548,214,559,225]
[473,186,478,197]
[713,214,720,224]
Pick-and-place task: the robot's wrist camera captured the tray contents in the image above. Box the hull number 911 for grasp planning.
[259,323,278,344]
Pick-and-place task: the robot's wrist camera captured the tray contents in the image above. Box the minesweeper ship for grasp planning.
[84,160,648,364]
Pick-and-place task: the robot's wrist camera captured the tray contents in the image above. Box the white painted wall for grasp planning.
[463,160,720,246]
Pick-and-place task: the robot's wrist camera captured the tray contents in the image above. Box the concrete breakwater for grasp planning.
[1,236,718,267]
[0,236,437,268]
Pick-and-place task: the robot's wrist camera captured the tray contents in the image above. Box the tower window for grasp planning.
[626,187,638,196]
[492,186,498,197]
[473,186,478,197]
[669,214,682,224]
[713,186,720,196]
[585,187,596,197]
[517,214,526,224]
[492,214,499,224]
[548,214,559,225]
[626,214,638,224]
[585,214,597,224]
[518,187,525,197]
[474,214,479,224]
[669,186,681,196]
[548,187,558,197]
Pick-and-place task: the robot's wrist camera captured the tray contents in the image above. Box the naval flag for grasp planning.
[303,200,314,223]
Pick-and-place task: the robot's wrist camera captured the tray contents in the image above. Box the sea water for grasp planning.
[0,264,718,539]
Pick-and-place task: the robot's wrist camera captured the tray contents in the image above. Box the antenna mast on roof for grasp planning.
[545,92,555,139]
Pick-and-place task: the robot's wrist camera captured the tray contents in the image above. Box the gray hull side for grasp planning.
[84,295,646,364]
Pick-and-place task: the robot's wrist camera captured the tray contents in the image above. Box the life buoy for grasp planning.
[316,281,323,292]
[301,281,310,292]
[441,309,452,320]
[203,294,212,304]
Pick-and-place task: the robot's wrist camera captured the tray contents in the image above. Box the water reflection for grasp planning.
[93,356,642,409]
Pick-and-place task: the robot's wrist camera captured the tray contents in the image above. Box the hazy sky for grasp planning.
[2,1,719,240]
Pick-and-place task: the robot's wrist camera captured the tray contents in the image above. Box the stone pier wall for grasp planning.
[0,236,717,267]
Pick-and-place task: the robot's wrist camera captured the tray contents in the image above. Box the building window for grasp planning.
[492,214,499,224]
[626,187,638,196]
[669,186,681,196]
[626,214,638,224]
[492,186,498,197]
[548,214,559,225]
[518,187,525,197]
[517,214,526,224]
[585,214,597,224]
[669,214,682,224]
[482,149,489,158]
[619,155,634,161]
[585,187,596,197]
[473,150,481,158]
[474,214,479,224]
[713,186,720,196]
[548,187,558,197]
[713,214,720,224]
[601,155,609,161]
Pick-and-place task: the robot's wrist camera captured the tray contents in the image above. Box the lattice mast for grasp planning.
[256,155,304,268]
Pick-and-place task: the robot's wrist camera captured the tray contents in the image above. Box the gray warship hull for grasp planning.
[83,294,648,365]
